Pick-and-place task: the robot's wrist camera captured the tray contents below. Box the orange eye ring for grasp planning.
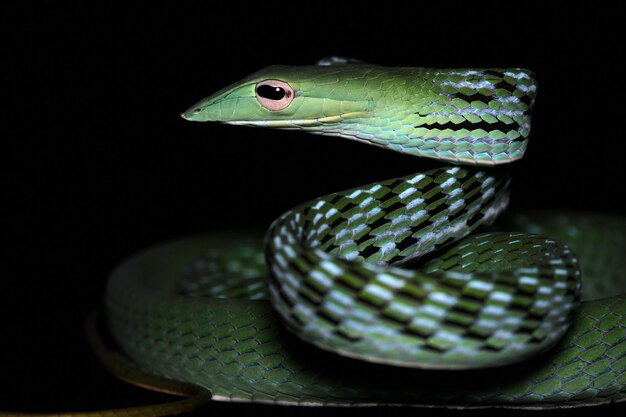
[255,80,295,111]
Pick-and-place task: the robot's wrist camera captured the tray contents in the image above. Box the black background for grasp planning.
[3,2,625,416]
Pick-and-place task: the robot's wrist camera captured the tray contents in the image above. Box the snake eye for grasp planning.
[257,85,285,100]
[255,80,294,111]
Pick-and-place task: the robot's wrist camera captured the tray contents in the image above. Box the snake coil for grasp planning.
[101,58,626,410]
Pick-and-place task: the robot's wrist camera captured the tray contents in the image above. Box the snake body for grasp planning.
[104,58,626,408]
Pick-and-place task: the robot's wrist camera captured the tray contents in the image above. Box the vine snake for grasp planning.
[6,57,624,416]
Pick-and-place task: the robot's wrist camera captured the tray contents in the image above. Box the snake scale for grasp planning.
[100,57,626,412]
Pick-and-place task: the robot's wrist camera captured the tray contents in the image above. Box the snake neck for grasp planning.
[316,67,537,166]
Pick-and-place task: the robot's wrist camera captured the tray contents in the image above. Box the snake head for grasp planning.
[181,65,372,127]
[182,62,538,166]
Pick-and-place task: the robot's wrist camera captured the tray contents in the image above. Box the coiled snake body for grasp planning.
[104,58,626,410]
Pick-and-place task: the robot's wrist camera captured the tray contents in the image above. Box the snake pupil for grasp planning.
[256,84,286,101]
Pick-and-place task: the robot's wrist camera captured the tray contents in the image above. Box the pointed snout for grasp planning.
[180,96,217,122]
[181,81,260,123]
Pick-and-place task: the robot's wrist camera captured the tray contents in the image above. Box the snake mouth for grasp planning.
[224,112,369,128]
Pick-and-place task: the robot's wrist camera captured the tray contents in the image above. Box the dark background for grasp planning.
[3,3,625,416]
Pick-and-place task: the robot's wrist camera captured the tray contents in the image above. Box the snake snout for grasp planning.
[180,108,202,122]
[181,99,214,122]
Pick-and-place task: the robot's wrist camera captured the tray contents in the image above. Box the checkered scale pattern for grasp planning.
[265,166,581,368]
[104,213,625,407]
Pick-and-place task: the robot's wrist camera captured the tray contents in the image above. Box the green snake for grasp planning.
[65,58,626,413]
